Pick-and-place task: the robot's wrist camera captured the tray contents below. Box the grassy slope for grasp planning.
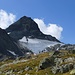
[0,52,74,75]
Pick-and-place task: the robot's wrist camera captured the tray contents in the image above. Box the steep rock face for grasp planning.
[6,16,60,42]
[0,28,32,60]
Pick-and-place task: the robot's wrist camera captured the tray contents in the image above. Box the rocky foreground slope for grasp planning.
[0,44,75,75]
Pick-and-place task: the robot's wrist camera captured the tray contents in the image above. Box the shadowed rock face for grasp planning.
[6,16,60,42]
[0,28,32,60]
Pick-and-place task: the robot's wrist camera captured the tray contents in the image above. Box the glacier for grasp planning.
[19,37,61,54]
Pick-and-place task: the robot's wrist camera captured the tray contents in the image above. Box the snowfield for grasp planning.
[19,37,61,53]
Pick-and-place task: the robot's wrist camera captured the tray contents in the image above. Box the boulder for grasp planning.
[39,57,55,70]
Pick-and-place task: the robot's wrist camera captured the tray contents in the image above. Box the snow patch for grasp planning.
[19,37,27,42]
[19,36,39,43]
[26,52,31,55]
[7,50,16,56]
[7,32,11,34]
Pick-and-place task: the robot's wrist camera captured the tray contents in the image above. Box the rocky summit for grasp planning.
[6,16,60,42]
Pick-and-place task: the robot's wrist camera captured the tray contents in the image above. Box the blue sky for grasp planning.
[0,0,75,44]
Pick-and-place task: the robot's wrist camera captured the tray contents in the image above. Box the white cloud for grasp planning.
[0,9,16,29]
[34,18,63,40]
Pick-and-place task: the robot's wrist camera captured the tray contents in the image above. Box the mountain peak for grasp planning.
[6,16,60,42]
[6,15,39,31]
[20,16,31,19]
[19,16,31,21]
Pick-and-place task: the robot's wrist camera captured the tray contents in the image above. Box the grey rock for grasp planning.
[25,66,33,71]
[18,70,23,74]
[5,70,13,75]
[0,71,2,74]
[51,66,60,74]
